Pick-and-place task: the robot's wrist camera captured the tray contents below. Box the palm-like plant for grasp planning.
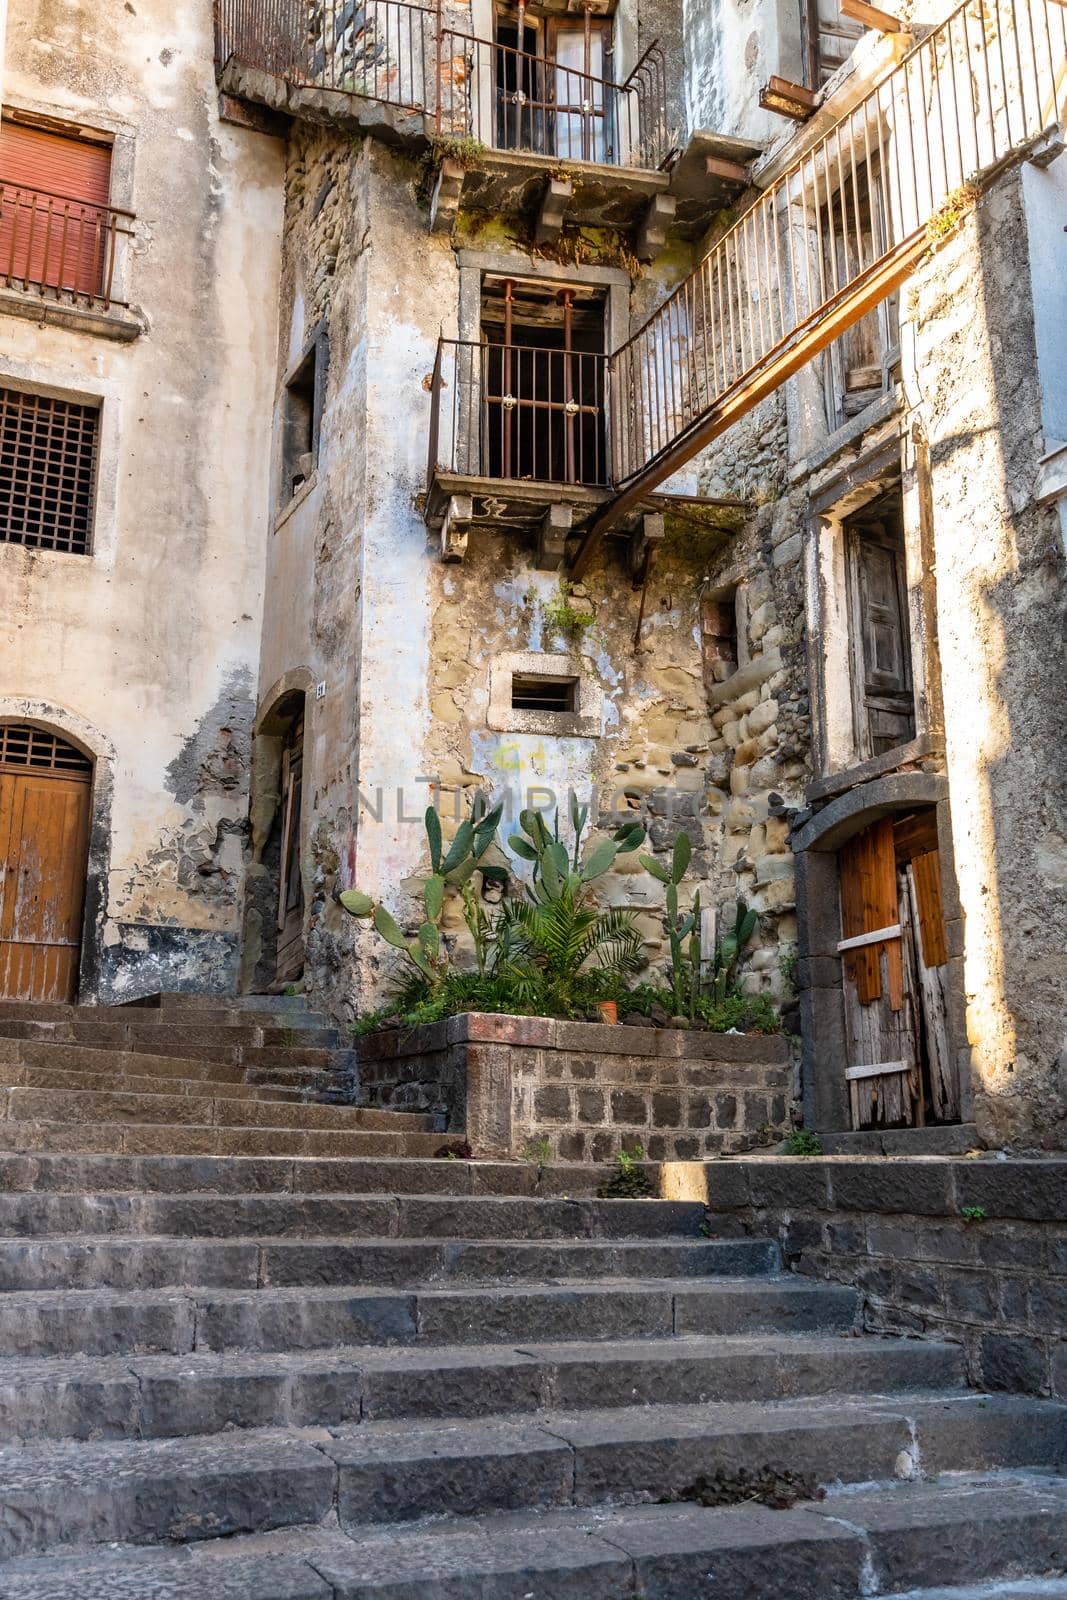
[500,797,646,1011]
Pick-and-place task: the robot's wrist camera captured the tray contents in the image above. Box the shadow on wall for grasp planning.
[922,175,1067,1149]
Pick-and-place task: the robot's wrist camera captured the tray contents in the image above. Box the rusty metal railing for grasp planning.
[217,0,435,106]
[427,338,610,488]
[0,183,134,309]
[215,0,670,168]
[436,33,669,168]
[607,0,1067,496]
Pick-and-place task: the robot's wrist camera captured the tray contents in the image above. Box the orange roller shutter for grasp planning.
[0,121,112,298]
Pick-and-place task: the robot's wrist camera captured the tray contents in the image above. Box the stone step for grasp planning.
[0,1276,858,1356]
[0,1333,965,1443]
[0,1121,445,1159]
[133,992,314,1012]
[2,1477,1067,1599]
[0,1064,318,1104]
[46,1036,359,1071]
[0,1404,1061,1567]
[0,1153,614,1197]
[0,1192,705,1240]
[0,1040,252,1083]
[0,1020,343,1053]
[0,1088,426,1135]
[0,1234,778,1292]
[0,1000,331,1031]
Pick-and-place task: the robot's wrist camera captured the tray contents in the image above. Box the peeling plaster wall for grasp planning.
[0,0,285,999]
[683,0,806,145]
[903,171,1067,1151]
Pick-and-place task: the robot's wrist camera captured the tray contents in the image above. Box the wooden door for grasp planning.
[0,727,92,1002]
[837,810,959,1129]
[846,513,916,758]
[275,718,304,984]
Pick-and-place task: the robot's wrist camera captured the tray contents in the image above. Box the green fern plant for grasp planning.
[337,794,505,990]
[502,795,646,1011]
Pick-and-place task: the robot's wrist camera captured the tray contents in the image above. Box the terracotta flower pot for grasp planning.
[597,1000,619,1025]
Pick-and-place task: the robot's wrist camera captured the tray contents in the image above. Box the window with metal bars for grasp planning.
[0,387,99,554]
[0,724,92,775]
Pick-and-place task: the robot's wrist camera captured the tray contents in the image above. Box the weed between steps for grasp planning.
[664,1465,825,1511]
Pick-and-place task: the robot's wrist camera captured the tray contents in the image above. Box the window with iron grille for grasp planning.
[0,387,99,554]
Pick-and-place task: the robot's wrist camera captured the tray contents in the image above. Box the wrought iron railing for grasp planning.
[215,0,670,168]
[608,0,1067,493]
[0,183,134,309]
[427,338,610,488]
[436,33,669,168]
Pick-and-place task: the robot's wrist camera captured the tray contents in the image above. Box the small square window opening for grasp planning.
[511,674,579,713]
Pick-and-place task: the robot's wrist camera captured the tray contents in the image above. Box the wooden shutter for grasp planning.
[0,121,112,297]
[847,519,916,757]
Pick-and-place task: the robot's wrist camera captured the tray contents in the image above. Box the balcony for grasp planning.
[424,335,748,563]
[215,0,753,243]
[0,182,133,313]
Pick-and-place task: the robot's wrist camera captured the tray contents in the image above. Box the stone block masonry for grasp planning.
[703,1157,1067,1398]
[357,1014,793,1161]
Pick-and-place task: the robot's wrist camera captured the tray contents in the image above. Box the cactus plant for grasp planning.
[710,899,759,1004]
[337,794,504,989]
[639,831,702,1016]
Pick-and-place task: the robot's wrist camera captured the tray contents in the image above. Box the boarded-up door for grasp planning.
[0,726,92,1002]
[0,121,112,298]
[275,716,304,985]
[837,810,959,1129]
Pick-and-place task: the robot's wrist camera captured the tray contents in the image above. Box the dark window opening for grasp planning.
[845,485,915,759]
[480,275,607,486]
[493,7,613,163]
[700,588,738,691]
[511,673,578,712]
[280,331,326,503]
[0,386,99,555]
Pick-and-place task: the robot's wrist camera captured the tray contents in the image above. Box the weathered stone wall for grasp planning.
[902,171,1067,1151]
[359,1013,793,1160]
[1,0,285,999]
[704,1157,1067,1398]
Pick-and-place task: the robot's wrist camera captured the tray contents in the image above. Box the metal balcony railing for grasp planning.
[427,339,610,489]
[436,33,669,168]
[601,0,1067,515]
[215,0,670,169]
[0,183,133,309]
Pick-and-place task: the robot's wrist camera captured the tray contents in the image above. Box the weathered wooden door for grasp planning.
[837,810,959,1129]
[0,726,92,1002]
[275,716,304,985]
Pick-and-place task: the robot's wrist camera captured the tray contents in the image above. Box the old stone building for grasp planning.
[1,0,1067,1593]
[0,0,1065,1154]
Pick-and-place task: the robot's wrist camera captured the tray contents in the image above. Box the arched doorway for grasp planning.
[0,723,92,1001]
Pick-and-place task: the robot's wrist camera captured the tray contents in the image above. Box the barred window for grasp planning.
[0,387,99,555]
[0,724,92,775]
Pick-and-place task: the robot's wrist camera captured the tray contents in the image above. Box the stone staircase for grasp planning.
[0,999,1062,1596]
[0,994,440,1158]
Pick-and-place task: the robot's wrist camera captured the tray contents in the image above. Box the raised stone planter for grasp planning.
[356,1013,793,1162]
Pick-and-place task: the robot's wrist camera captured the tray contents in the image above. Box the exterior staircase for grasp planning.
[0,998,1062,1595]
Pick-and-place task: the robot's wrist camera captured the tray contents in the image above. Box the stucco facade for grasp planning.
[0,0,285,999]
